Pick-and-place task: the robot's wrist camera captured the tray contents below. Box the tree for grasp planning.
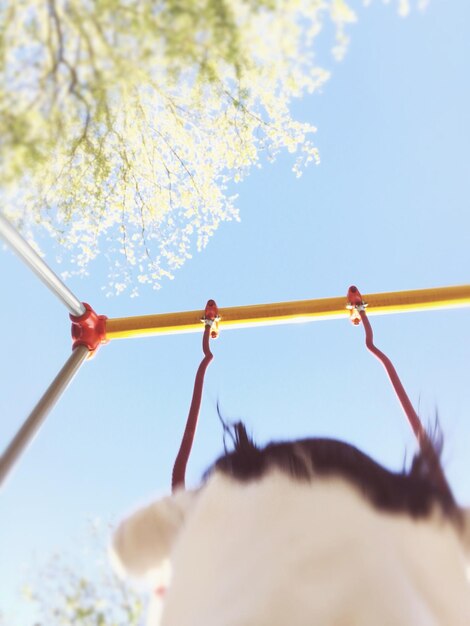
[25,564,143,625]
[22,522,145,626]
[0,0,419,294]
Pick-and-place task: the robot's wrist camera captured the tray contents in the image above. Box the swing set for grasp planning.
[1,213,469,490]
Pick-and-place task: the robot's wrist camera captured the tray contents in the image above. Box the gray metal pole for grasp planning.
[0,214,86,317]
[0,345,89,488]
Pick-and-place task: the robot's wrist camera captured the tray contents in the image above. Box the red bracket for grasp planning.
[203,299,220,339]
[70,303,108,355]
[346,285,367,325]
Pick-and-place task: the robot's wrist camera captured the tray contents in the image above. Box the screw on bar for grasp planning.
[346,285,368,325]
[202,298,220,339]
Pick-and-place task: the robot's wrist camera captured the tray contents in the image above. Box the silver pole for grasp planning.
[0,345,89,488]
[0,214,86,317]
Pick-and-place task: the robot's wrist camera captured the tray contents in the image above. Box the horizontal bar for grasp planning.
[105,284,470,340]
[0,214,86,317]
[0,345,89,488]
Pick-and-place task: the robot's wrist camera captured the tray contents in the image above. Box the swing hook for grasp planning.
[346,285,368,325]
[202,299,220,338]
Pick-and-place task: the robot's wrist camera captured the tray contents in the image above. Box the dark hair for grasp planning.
[206,422,458,520]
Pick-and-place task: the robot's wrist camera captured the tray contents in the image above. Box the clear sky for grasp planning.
[1,1,470,623]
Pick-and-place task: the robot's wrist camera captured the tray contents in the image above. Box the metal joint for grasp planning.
[201,299,220,338]
[70,303,108,355]
[346,285,368,325]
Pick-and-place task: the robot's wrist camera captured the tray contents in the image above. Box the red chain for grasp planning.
[172,300,219,491]
[347,286,453,501]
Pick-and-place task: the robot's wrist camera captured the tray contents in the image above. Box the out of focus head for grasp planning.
[111,423,470,626]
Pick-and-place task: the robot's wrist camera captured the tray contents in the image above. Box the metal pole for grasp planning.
[105,284,470,340]
[0,345,89,488]
[0,214,86,317]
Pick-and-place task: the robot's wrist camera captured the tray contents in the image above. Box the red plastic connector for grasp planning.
[346,285,367,325]
[70,303,108,355]
[203,299,220,338]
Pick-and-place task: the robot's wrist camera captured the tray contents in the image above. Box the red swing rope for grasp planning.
[347,286,453,501]
[172,300,219,492]
[172,289,453,499]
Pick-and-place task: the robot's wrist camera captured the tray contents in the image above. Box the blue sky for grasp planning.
[1,1,470,622]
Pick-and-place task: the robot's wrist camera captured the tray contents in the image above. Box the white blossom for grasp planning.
[0,0,421,294]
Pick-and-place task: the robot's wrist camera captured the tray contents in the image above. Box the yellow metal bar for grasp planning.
[105,284,470,341]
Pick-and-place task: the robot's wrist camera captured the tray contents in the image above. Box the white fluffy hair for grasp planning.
[111,467,470,625]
